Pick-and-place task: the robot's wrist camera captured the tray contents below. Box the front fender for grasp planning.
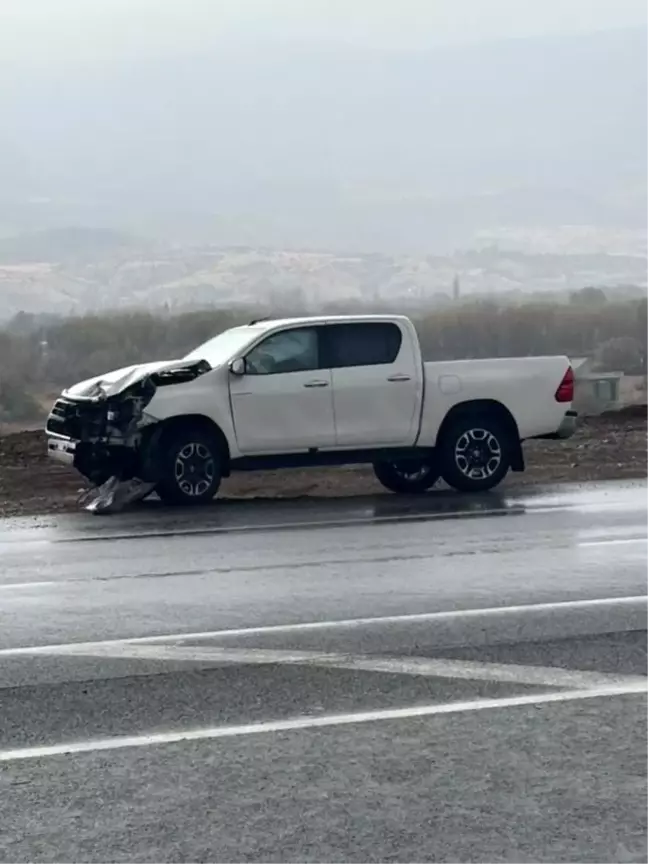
[143,367,240,457]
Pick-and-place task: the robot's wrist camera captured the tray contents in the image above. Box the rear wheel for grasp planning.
[156,428,222,506]
[440,415,510,492]
[373,459,440,494]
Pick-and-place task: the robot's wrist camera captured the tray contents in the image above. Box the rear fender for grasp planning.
[437,400,525,472]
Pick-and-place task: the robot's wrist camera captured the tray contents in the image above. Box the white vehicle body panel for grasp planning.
[229,368,336,454]
[142,366,241,456]
[330,318,423,448]
[64,359,202,400]
[417,356,572,447]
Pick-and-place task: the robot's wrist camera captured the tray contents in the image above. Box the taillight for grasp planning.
[555,366,574,403]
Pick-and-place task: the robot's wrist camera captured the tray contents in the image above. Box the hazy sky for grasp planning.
[1,0,646,67]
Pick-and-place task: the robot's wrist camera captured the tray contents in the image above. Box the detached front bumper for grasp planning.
[47,435,138,485]
[47,436,78,465]
[47,437,155,513]
[45,390,152,487]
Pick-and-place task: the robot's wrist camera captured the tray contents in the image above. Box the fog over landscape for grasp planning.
[0,0,645,315]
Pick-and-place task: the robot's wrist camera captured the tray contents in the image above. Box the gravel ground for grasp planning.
[0,407,645,518]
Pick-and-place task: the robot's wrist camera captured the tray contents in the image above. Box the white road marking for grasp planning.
[579,524,648,541]
[1,684,645,762]
[0,581,58,591]
[55,642,646,691]
[578,537,648,548]
[1,594,645,658]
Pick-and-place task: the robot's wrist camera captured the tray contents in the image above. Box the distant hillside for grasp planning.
[0,27,644,252]
[0,228,142,264]
[0,244,645,319]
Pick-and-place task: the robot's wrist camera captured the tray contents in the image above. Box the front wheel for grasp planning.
[439,416,510,493]
[373,459,440,494]
[156,429,222,506]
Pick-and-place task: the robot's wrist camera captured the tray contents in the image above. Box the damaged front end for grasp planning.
[46,359,210,513]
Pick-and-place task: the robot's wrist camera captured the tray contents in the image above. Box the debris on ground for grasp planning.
[79,477,156,514]
[0,407,645,518]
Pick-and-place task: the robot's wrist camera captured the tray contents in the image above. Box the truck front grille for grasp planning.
[46,398,107,440]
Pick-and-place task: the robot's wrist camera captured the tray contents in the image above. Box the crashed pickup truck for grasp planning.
[46,314,577,510]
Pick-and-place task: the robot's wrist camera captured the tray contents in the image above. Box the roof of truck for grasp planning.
[241,314,411,331]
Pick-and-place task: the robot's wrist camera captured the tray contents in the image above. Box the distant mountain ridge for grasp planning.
[0,241,645,320]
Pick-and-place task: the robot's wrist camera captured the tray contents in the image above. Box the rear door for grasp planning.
[229,326,335,454]
[323,321,421,448]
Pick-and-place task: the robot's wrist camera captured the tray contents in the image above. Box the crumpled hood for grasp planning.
[63,358,209,400]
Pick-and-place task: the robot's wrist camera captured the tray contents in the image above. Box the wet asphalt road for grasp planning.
[0,480,646,862]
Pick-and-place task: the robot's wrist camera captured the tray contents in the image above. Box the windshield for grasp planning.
[183,327,261,366]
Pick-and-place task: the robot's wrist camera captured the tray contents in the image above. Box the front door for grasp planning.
[229,326,335,454]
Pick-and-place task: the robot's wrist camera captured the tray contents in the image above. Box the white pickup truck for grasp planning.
[46,314,576,504]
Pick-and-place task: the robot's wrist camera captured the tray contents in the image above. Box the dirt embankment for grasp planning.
[0,406,645,518]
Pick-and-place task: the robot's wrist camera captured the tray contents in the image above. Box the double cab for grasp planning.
[46,314,576,504]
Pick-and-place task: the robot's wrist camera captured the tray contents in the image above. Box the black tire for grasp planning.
[439,415,511,493]
[373,459,440,494]
[156,427,222,506]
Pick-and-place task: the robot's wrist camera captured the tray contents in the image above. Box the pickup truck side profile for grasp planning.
[46,314,577,504]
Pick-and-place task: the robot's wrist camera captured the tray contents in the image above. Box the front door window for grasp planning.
[245,328,319,375]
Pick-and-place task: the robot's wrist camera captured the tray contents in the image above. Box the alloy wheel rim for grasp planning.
[392,461,433,482]
[454,428,502,480]
[174,442,215,497]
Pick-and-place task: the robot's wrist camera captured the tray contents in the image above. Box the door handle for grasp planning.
[387,373,411,382]
[304,380,329,388]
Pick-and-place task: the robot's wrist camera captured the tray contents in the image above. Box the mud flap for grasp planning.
[80,477,156,514]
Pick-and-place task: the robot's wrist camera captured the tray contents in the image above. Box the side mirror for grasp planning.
[230,357,246,376]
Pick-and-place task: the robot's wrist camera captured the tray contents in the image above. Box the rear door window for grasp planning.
[322,323,403,368]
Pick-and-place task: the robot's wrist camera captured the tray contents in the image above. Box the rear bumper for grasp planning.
[555,410,578,439]
[532,410,578,441]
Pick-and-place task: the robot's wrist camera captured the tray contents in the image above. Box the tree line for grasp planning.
[0,297,646,424]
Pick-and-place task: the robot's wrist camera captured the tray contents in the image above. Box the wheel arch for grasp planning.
[141,414,232,477]
[436,399,524,472]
